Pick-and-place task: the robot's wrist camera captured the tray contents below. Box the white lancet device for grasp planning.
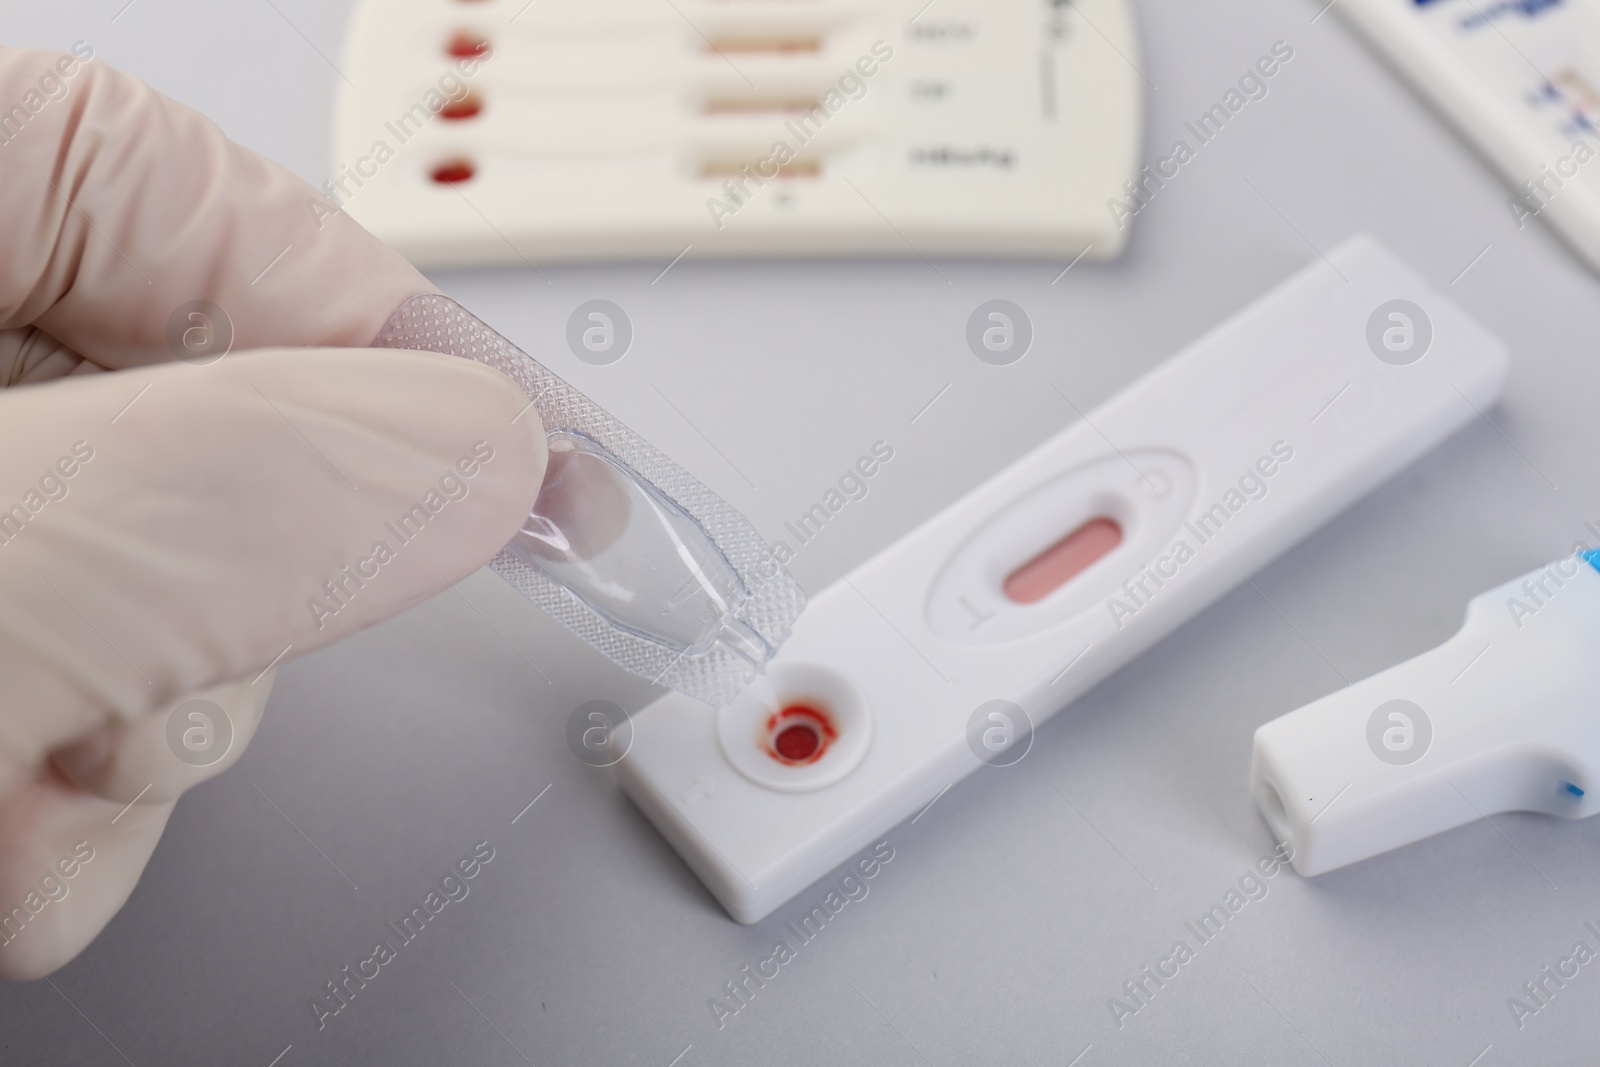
[614,235,1511,923]
[1253,552,1600,877]
[334,0,1142,264]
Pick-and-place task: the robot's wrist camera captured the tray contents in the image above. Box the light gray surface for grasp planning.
[4,1,1600,1064]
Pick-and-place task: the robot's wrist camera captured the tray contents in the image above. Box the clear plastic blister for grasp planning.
[373,294,805,706]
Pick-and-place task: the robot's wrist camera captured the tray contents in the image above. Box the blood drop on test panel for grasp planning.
[766,704,836,765]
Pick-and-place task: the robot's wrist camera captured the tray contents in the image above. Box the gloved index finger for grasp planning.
[0,46,431,370]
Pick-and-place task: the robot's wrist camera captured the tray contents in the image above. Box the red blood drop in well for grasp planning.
[446,32,489,58]
[440,95,483,121]
[767,704,835,765]
[774,723,820,762]
[430,159,476,184]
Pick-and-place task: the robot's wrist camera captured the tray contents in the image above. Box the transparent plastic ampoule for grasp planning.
[373,294,804,703]
[502,431,774,667]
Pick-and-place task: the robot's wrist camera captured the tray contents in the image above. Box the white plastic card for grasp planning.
[613,235,1510,923]
[333,0,1142,265]
[1335,0,1600,272]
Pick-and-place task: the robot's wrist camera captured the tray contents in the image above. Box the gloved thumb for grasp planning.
[0,345,545,794]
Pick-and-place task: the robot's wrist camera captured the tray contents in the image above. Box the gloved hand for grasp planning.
[0,46,546,979]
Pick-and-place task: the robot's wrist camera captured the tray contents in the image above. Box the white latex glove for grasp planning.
[0,46,546,979]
